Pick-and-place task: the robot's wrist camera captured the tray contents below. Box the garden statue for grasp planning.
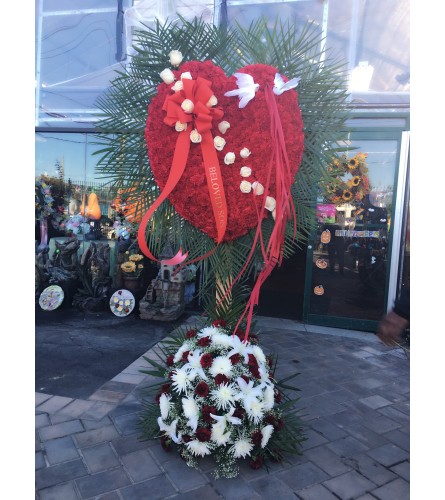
[73,242,112,311]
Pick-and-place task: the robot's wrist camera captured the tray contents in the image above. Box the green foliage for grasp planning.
[94,15,350,311]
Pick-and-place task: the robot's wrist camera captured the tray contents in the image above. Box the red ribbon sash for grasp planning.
[138,76,227,262]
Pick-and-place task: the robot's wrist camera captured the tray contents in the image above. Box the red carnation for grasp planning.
[202,405,217,423]
[200,353,213,368]
[161,383,171,394]
[249,366,260,379]
[197,336,211,347]
[166,355,174,367]
[230,353,241,365]
[186,329,197,338]
[251,430,263,446]
[248,354,258,367]
[249,455,264,470]
[196,427,211,442]
[195,381,210,397]
[182,434,192,443]
[214,374,230,386]
[182,350,190,363]
[212,319,227,327]
[265,414,275,426]
[233,406,245,420]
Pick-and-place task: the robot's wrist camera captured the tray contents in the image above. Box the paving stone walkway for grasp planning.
[35,316,410,499]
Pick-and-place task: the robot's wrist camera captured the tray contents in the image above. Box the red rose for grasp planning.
[202,405,217,423]
[182,350,190,362]
[251,430,262,446]
[196,427,211,442]
[166,355,174,367]
[195,381,210,397]
[197,336,211,347]
[214,374,230,386]
[200,353,213,368]
[212,319,227,327]
[186,329,197,338]
[230,353,240,365]
[249,455,264,470]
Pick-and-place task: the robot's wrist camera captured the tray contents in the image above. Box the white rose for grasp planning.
[252,181,264,195]
[218,121,230,134]
[181,72,192,80]
[264,196,276,211]
[160,68,175,85]
[240,181,252,193]
[214,136,226,151]
[175,121,187,132]
[190,129,202,143]
[240,166,251,177]
[240,147,251,158]
[206,95,218,107]
[181,99,194,114]
[169,50,183,67]
[171,80,184,92]
[224,152,236,165]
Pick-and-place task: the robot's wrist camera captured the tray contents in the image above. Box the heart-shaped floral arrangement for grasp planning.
[145,60,304,242]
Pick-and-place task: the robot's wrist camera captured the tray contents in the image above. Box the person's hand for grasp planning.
[377,310,409,346]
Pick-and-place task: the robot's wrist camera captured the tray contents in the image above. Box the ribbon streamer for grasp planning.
[138,76,228,263]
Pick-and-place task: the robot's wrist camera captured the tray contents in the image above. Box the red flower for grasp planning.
[230,353,241,365]
[249,365,260,379]
[241,374,250,384]
[161,383,171,394]
[248,354,258,367]
[168,371,175,379]
[195,381,210,397]
[196,427,211,442]
[182,434,192,443]
[249,455,264,469]
[197,336,211,347]
[186,329,197,338]
[182,350,190,362]
[233,406,245,420]
[214,374,230,385]
[274,389,282,404]
[166,355,174,367]
[200,353,213,368]
[251,430,262,446]
[265,414,275,426]
[202,405,217,423]
[212,319,227,327]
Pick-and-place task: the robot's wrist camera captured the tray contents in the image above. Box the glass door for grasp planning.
[303,131,405,331]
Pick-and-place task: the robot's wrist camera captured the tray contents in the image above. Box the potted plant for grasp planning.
[120,252,145,292]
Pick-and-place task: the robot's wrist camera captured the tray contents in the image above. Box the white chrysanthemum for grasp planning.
[211,422,231,445]
[230,437,253,458]
[182,396,199,432]
[171,367,194,394]
[197,326,220,338]
[183,350,207,380]
[263,384,275,410]
[157,417,182,443]
[211,383,236,410]
[226,335,253,363]
[251,345,266,364]
[261,424,274,448]
[210,333,235,349]
[258,363,271,385]
[173,341,193,363]
[209,356,233,378]
[245,397,265,424]
[186,440,212,457]
[159,393,172,420]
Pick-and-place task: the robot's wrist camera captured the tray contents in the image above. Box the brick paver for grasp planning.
[35,318,410,499]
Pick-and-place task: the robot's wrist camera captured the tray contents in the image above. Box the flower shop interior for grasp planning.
[35,0,410,334]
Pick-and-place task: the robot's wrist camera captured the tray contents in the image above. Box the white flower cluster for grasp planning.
[156,323,282,477]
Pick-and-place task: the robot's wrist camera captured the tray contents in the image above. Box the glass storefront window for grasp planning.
[308,139,398,323]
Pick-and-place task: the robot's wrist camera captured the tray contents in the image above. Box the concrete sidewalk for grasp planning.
[35,316,410,499]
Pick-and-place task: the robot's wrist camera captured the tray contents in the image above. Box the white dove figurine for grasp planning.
[273,73,300,95]
[224,73,259,108]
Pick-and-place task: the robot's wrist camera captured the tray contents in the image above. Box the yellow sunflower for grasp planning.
[352,176,361,186]
[129,254,144,262]
[348,158,357,169]
[342,190,353,201]
[121,261,136,273]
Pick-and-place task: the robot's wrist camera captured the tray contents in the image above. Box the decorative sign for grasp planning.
[316,203,336,223]
[314,285,325,296]
[334,229,380,238]
[39,285,64,311]
[110,289,136,317]
[315,258,328,269]
[320,229,331,244]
